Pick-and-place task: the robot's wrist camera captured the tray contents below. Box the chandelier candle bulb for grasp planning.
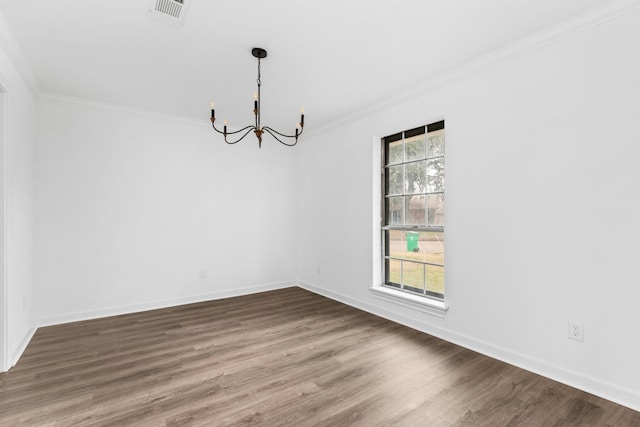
[300,107,304,125]
[223,119,227,134]
[210,101,215,119]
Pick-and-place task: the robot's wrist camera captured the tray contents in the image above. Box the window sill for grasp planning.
[369,286,449,318]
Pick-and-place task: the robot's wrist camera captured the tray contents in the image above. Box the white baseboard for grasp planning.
[296,281,640,412]
[37,281,296,328]
[10,325,36,369]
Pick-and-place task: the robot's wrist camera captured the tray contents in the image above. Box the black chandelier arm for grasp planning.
[224,128,256,145]
[211,122,256,144]
[262,125,303,139]
[211,121,256,136]
[262,127,299,147]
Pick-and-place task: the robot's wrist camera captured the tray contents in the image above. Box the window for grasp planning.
[382,121,445,300]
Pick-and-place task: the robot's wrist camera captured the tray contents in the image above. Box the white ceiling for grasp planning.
[0,0,614,132]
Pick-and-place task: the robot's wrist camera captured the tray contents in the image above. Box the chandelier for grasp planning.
[209,48,304,148]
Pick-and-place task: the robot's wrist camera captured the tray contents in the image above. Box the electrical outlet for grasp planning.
[199,270,207,279]
[568,321,584,342]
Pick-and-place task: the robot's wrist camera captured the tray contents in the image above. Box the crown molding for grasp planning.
[38,92,208,128]
[310,0,640,138]
[0,9,40,95]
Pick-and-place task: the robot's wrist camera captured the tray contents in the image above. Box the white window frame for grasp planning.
[370,120,448,318]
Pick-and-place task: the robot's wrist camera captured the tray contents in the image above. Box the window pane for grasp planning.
[428,129,444,157]
[387,230,402,259]
[402,261,425,293]
[386,165,403,195]
[387,259,401,284]
[387,230,417,260]
[405,195,426,226]
[405,134,426,161]
[427,158,444,193]
[405,161,426,194]
[387,231,444,264]
[426,265,444,296]
[386,196,404,226]
[421,232,444,266]
[387,139,403,164]
[427,194,444,227]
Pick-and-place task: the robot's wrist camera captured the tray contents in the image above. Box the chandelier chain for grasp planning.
[257,58,262,87]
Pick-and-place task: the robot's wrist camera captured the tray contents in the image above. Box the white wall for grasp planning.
[35,98,297,324]
[0,82,5,371]
[0,24,37,369]
[296,8,640,410]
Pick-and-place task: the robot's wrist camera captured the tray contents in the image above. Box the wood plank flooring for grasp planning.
[1,287,639,426]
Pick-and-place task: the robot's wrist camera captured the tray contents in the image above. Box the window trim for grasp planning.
[369,285,448,318]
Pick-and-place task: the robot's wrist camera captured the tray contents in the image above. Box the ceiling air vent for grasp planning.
[148,0,191,28]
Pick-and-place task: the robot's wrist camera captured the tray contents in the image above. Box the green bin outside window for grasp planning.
[406,232,419,252]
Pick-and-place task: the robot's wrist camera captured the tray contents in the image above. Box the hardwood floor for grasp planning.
[1,287,638,426]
